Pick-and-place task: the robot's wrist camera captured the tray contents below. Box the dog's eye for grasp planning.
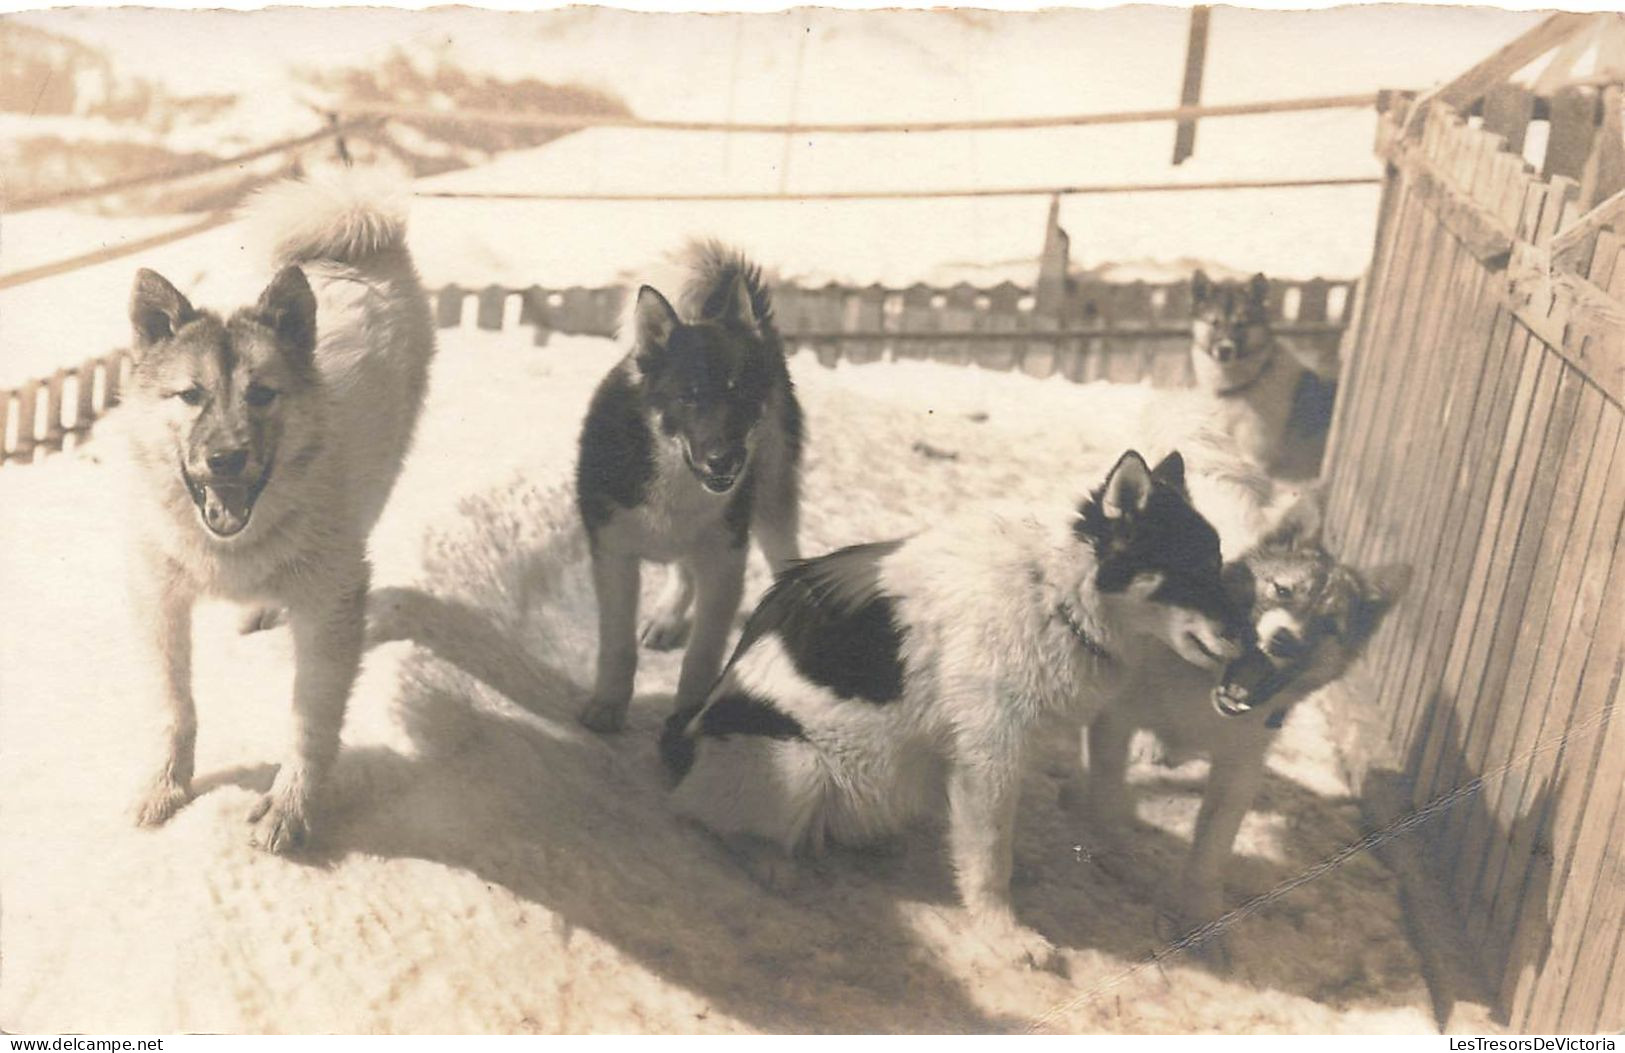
[245,383,278,408]
[174,387,204,406]
[1272,582,1293,600]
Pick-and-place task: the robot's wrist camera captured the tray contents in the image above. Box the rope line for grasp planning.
[341,91,1381,136]
[0,211,235,292]
[1025,696,1620,1032]
[416,176,1380,204]
[8,118,375,215]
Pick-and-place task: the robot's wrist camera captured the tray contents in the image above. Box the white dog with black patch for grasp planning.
[661,449,1249,971]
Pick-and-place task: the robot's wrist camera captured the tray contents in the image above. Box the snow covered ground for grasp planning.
[1,329,1441,1033]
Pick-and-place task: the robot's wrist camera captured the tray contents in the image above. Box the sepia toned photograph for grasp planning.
[1,0,1623,1037]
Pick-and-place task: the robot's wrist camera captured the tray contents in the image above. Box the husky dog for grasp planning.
[662,450,1247,969]
[576,242,803,733]
[124,172,436,853]
[1076,493,1406,947]
[1188,271,1337,478]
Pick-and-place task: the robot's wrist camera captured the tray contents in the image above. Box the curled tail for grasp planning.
[240,169,411,269]
[678,239,777,334]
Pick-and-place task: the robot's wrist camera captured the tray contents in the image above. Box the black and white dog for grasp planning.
[661,450,1249,971]
[576,242,803,734]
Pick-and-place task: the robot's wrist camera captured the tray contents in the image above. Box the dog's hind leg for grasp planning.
[247,567,367,854]
[640,562,694,651]
[134,579,198,828]
[674,541,747,714]
[581,549,642,733]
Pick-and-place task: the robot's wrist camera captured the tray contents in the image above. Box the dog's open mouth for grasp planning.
[698,470,738,494]
[182,464,271,538]
[1212,647,1290,717]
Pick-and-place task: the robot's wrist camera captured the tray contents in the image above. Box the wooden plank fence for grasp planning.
[0,275,1353,470]
[1323,82,1625,1033]
[426,275,1354,382]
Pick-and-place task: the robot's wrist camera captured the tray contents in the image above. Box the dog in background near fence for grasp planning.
[1188,271,1339,479]
[661,449,1249,972]
[576,241,803,734]
[1071,491,1407,961]
[123,170,436,853]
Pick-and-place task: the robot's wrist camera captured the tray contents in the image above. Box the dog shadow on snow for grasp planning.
[291,487,1430,1030]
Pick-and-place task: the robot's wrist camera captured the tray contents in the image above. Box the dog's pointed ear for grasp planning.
[634,284,679,356]
[1150,450,1189,497]
[1191,270,1213,305]
[1102,449,1154,520]
[701,273,758,332]
[1248,272,1271,311]
[130,269,196,354]
[1262,490,1324,550]
[253,266,317,363]
[1350,563,1411,645]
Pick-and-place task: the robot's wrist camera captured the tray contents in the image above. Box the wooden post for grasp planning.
[0,387,11,465]
[1172,5,1212,165]
[1579,86,1625,211]
[1034,194,1070,319]
[1542,85,1598,182]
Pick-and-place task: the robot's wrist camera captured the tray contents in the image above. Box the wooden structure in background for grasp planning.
[1172,5,1213,165]
[424,273,1351,386]
[0,274,1352,469]
[1324,14,1625,1033]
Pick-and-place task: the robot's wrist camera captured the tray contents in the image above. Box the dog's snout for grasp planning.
[1214,341,1237,362]
[705,449,744,476]
[206,448,249,478]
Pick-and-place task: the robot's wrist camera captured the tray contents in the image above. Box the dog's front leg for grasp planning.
[247,568,366,854]
[581,549,641,733]
[673,541,746,715]
[750,472,801,578]
[640,562,694,651]
[1168,742,1267,964]
[1079,706,1136,834]
[947,731,1064,974]
[133,571,197,827]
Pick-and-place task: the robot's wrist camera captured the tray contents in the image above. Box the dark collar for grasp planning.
[1055,602,1113,661]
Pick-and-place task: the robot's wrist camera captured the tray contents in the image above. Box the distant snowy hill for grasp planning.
[0,18,627,214]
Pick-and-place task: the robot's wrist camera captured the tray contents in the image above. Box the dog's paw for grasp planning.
[728,839,801,893]
[1003,925,1069,976]
[578,697,628,734]
[134,777,192,828]
[247,790,309,854]
[971,913,1069,976]
[639,613,691,651]
[238,605,287,635]
[1155,906,1234,971]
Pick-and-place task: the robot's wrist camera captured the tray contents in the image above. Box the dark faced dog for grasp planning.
[576,242,803,735]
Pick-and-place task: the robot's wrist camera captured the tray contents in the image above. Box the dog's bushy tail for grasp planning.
[241,168,411,268]
[678,239,777,333]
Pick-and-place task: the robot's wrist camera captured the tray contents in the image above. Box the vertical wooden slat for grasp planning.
[435,284,465,329]
[0,387,12,465]
[940,284,977,368]
[1170,5,1211,165]
[74,359,96,435]
[1543,86,1598,183]
[476,285,506,331]
[1459,387,1608,947]
[1482,83,1536,156]
[1478,405,1624,978]
[1410,331,1544,805]
[13,380,41,464]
